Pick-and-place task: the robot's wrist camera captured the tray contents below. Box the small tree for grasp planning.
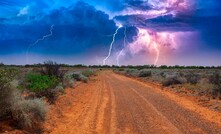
[41,60,64,78]
[0,62,4,66]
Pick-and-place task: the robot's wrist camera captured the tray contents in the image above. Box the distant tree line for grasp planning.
[0,61,221,69]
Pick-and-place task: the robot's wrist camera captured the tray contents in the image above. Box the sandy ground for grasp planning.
[43,70,221,134]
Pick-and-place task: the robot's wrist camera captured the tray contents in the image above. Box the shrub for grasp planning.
[71,72,88,83]
[35,84,64,104]
[0,68,18,117]
[72,72,83,81]
[81,70,95,77]
[41,60,64,78]
[80,76,88,83]
[185,73,200,84]
[118,68,125,71]
[138,70,152,77]
[0,68,48,132]
[209,73,221,85]
[125,69,139,76]
[160,72,166,78]
[25,73,61,103]
[209,73,221,99]
[26,73,59,92]
[0,87,14,119]
[0,62,4,66]
[162,75,186,86]
[11,95,48,131]
[63,73,75,88]
[63,70,91,88]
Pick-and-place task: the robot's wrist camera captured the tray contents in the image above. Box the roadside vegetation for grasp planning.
[0,61,96,133]
[0,67,48,132]
[114,66,221,100]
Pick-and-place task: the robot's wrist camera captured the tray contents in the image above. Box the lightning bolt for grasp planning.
[26,24,54,64]
[117,27,127,66]
[149,32,160,65]
[153,42,160,65]
[103,25,122,65]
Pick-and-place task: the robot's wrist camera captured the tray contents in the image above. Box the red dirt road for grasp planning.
[44,71,221,134]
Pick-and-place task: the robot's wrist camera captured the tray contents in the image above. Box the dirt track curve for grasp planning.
[44,71,221,134]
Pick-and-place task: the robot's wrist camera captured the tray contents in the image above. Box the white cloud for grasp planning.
[17,5,29,16]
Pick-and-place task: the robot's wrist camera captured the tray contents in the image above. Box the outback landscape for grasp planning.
[1,0,221,133]
[0,63,221,133]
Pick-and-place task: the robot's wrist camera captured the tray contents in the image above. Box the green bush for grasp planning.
[26,73,59,92]
[24,73,61,103]
[138,70,152,77]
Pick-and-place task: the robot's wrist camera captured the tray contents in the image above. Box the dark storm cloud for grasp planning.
[0,1,119,55]
[125,0,152,10]
[1,0,220,52]
[148,13,221,49]
[143,14,194,31]
[114,0,221,51]
[114,13,194,32]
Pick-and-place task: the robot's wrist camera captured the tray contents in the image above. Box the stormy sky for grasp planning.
[0,0,221,66]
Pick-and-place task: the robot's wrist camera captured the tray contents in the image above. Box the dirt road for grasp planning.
[44,71,221,134]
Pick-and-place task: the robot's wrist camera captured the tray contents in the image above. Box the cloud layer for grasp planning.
[0,0,221,65]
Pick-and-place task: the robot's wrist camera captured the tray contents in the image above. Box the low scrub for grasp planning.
[185,73,200,84]
[81,70,95,77]
[36,84,64,104]
[71,72,88,83]
[0,68,48,132]
[138,70,152,77]
[209,73,221,99]
[118,68,125,71]
[63,73,75,88]
[64,70,95,84]
[162,75,186,87]
[125,69,139,76]
[0,68,18,117]
[11,94,48,131]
